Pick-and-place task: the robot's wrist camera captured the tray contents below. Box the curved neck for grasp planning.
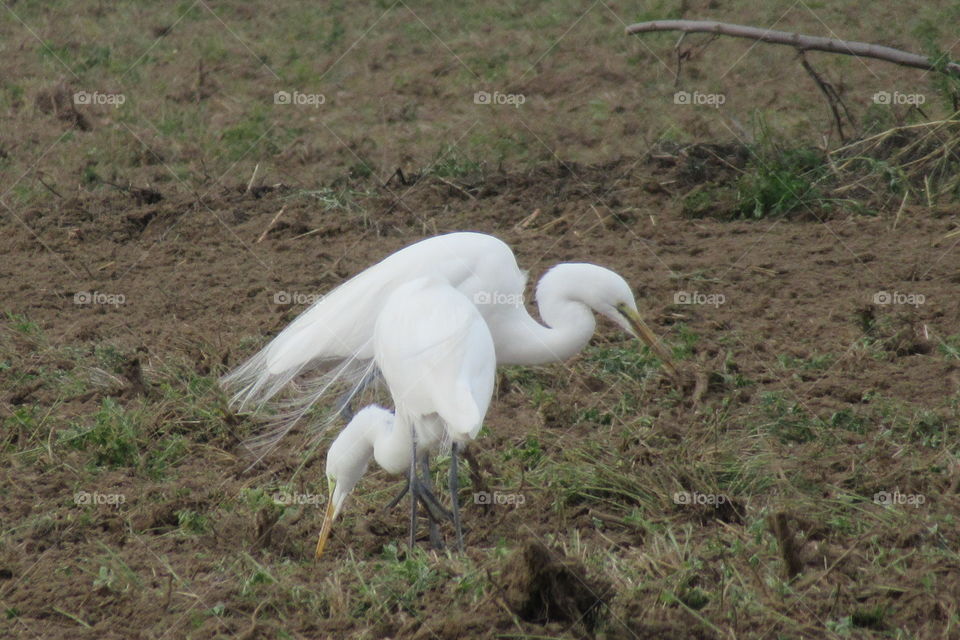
[494,299,596,365]
[372,416,411,475]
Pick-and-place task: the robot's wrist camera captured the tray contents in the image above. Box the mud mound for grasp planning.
[500,541,609,636]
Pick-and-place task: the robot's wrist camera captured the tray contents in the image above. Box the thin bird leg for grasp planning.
[383,478,409,512]
[408,422,418,550]
[449,442,464,552]
[419,454,442,549]
[412,475,454,524]
[399,461,450,547]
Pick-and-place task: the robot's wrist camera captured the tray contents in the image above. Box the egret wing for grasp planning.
[374,278,496,448]
[220,232,517,454]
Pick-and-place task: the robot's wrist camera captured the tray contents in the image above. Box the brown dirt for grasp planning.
[5,157,958,401]
[499,540,609,636]
[2,2,960,638]
[2,158,959,638]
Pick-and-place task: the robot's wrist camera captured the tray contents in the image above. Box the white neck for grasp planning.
[371,415,411,475]
[493,297,596,365]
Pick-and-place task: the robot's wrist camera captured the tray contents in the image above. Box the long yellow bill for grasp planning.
[315,481,337,560]
[620,306,678,378]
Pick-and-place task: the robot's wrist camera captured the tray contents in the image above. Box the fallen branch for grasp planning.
[626,20,960,77]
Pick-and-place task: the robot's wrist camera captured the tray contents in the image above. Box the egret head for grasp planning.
[315,406,392,559]
[540,263,677,376]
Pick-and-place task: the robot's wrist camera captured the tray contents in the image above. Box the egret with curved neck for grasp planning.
[221,232,675,450]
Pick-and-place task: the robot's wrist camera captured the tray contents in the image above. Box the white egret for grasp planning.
[221,232,675,448]
[315,277,496,558]
[316,405,400,554]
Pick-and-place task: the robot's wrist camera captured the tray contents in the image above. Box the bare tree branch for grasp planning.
[799,51,855,142]
[625,20,960,77]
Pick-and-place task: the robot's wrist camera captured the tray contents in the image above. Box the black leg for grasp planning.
[383,478,409,512]
[413,475,454,523]
[419,455,442,549]
[449,442,464,552]
[408,422,418,550]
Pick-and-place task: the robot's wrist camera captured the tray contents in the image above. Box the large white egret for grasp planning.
[222,232,675,447]
[315,277,496,558]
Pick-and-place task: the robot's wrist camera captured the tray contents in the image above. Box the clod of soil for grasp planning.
[500,540,610,636]
[34,82,91,131]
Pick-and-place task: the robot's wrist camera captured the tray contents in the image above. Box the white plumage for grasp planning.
[315,278,496,557]
[221,232,674,452]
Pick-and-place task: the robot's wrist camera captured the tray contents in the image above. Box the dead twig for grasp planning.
[626,20,960,77]
[37,174,63,198]
[799,51,855,142]
[514,208,541,231]
[432,174,476,200]
[255,205,287,243]
[892,189,909,230]
[245,163,260,194]
[674,31,719,88]
[236,600,268,640]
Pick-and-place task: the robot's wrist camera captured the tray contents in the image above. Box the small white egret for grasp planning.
[222,232,674,448]
[315,277,496,558]
[314,404,403,558]
[313,404,459,559]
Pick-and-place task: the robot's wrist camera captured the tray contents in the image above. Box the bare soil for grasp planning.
[2,2,960,638]
[3,155,960,638]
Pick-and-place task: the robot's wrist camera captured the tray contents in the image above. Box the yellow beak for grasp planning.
[620,306,677,378]
[314,480,337,560]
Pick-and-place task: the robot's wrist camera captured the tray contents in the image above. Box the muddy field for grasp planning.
[3,2,960,639]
